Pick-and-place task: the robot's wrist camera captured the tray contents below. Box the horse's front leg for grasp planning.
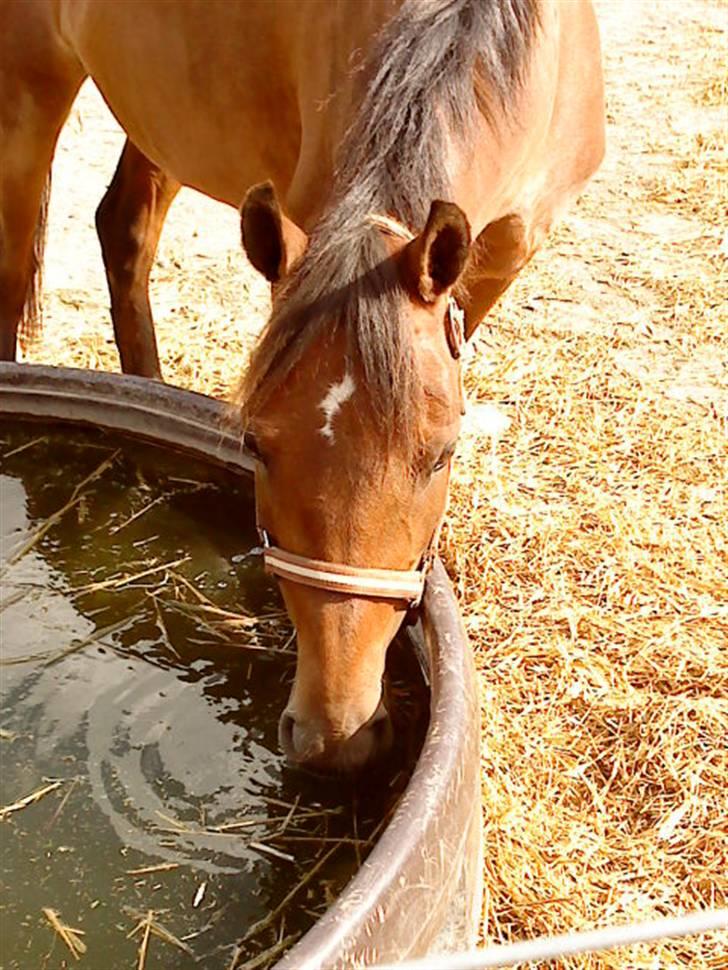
[96,140,180,379]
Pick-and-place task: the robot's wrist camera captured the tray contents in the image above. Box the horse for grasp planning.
[0,0,604,771]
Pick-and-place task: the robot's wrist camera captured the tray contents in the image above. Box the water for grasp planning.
[0,421,427,969]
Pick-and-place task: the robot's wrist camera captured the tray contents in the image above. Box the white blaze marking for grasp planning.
[319,373,356,442]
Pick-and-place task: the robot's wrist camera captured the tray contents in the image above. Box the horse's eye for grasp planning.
[432,443,456,474]
[243,431,265,464]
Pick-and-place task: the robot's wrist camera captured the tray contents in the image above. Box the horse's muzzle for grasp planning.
[278,699,393,773]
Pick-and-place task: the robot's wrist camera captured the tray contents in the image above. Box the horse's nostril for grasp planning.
[279,701,392,771]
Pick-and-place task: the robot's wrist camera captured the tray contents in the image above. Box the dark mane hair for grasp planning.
[239,0,539,439]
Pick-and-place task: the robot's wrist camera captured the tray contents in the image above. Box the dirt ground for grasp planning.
[20,1,727,966]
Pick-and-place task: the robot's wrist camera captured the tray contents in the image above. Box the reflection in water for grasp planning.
[0,423,427,969]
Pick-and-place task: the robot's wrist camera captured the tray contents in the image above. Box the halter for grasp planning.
[259,528,433,608]
[256,214,464,609]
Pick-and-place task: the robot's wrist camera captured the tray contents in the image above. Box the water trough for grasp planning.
[0,362,482,969]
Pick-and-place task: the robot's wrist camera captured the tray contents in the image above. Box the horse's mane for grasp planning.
[238,0,540,440]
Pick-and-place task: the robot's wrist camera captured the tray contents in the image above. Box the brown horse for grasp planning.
[0,0,604,771]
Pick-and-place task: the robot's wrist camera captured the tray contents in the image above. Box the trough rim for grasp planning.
[0,362,482,969]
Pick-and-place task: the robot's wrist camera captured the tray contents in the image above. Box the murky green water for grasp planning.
[0,421,427,970]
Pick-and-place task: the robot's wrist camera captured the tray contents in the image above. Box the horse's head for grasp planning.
[237,182,471,772]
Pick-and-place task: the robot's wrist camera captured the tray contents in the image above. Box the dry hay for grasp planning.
[441,3,727,965]
[19,0,727,966]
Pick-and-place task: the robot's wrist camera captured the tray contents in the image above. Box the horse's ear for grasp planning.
[402,201,471,303]
[240,181,308,283]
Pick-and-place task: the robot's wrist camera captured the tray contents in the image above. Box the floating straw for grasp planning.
[126,909,195,957]
[126,862,181,876]
[1,450,119,575]
[1,780,63,819]
[135,910,153,970]
[241,843,341,943]
[42,908,87,960]
[230,931,300,970]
